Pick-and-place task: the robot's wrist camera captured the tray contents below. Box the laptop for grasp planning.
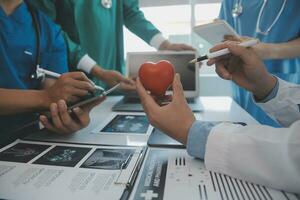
[112,51,203,112]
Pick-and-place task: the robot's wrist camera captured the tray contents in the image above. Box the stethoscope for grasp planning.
[28,0,112,82]
[232,0,287,35]
[25,0,45,82]
[101,0,112,9]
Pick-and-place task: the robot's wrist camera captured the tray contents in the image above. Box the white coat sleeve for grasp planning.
[204,120,300,194]
[256,77,300,127]
[204,78,300,193]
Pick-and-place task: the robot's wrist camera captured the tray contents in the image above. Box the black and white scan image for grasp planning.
[80,148,135,170]
[101,115,149,134]
[0,143,50,163]
[34,146,91,167]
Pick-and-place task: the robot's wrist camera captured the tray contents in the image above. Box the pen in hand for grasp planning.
[37,68,105,91]
[189,39,259,64]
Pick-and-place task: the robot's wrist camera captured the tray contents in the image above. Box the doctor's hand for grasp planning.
[39,97,104,134]
[43,72,96,105]
[224,35,274,59]
[159,40,195,51]
[207,42,277,100]
[136,74,195,144]
[91,66,136,92]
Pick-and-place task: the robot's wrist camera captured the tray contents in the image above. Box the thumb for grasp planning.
[172,74,185,102]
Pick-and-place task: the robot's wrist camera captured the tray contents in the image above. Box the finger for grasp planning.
[209,41,240,53]
[207,58,216,66]
[50,103,69,133]
[215,62,232,80]
[120,82,136,91]
[64,72,96,89]
[114,73,135,85]
[72,107,90,128]
[69,79,95,92]
[172,74,186,103]
[69,88,91,97]
[180,44,196,51]
[66,72,91,82]
[224,35,241,42]
[58,100,80,132]
[39,115,59,133]
[227,43,252,62]
[136,77,159,113]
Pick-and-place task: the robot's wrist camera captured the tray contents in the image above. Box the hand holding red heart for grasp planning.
[138,60,175,96]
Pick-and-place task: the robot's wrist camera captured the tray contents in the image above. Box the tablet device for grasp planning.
[193,20,239,45]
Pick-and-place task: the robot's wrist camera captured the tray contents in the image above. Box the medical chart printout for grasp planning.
[0,140,145,200]
[131,148,300,200]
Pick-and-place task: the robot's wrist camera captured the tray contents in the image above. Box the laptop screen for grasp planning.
[127,52,198,93]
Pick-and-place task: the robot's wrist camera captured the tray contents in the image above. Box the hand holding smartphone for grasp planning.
[68,83,120,110]
[42,84,121,120]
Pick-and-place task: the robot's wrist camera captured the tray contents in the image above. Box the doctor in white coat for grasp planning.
[136,42,300,193]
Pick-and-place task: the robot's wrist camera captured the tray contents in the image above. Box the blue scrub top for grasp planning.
[220,0,300,126]
[0,2,68,144]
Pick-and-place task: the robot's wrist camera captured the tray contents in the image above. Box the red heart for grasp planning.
[139,60,175,96]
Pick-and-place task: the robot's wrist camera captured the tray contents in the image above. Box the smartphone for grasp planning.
[39,84,121,125]
[193,20,239,45]
[68,83,121,110]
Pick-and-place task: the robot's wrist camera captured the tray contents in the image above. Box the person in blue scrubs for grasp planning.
[219,0,300,126]
[0,0,102,146]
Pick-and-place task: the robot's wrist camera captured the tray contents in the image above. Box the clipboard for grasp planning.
[193,20,239,45]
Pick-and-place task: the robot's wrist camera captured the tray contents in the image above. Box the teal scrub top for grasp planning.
[32,0,161,86]
[0,2,68,145]
[220,0,300,126]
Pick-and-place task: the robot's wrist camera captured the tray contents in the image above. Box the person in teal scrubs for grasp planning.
[219,0,300,126]
[0,0,102,146]
[32,0,195,88]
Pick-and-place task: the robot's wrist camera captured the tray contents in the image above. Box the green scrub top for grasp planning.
[32,0,161,86]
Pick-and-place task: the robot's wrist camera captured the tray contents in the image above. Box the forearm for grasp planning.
[41,78,56,89]
[0,89,49,115]
[90,65,104,78]
[123,0,161,44]
[256,37,300,59]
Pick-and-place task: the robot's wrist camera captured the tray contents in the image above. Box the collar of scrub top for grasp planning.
[232,0,287,35]
[0,2,30,24]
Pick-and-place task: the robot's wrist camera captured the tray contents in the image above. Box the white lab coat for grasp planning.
[204,78,300,194]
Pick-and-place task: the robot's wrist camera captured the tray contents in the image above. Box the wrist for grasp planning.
[38,90,52,110]
[91,65,106,79]
[181,117,196,144]
[253,75,277,101]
